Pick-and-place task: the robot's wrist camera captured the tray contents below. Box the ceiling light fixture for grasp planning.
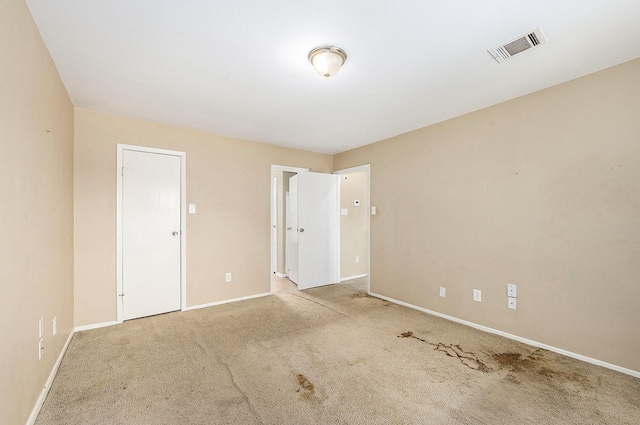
[308,46,347,78]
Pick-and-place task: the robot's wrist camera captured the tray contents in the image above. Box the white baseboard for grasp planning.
[274,272,286,278]
[369,291,640,379]
[185,292,271,311]
[26,331,74,425]
[340,274,368,282]
[74,320,118,333]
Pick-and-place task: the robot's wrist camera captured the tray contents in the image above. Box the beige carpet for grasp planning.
[36,279,640,424]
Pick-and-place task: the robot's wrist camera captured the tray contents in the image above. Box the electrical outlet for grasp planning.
[39,317,43,339]
[439,287,446,298]
[53,317,57,336]
[38,338,43,360]
[225,272,232,283]
[507,284,517,297]
[508,297,517,310]
[473,289,482,302]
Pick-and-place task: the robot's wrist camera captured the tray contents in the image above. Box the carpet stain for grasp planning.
[400,331,591,387]
[537,367,593,389]
[492,352,535,372]
[398,331,491,372]
[296,374,315,399]
[491,350,594,391]
[505,373,521,384]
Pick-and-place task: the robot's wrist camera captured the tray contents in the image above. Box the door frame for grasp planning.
[116,144,187,323]
[270,164,311,293]
[334,164,371,294]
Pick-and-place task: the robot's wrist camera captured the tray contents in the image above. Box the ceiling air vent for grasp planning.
[488,27,547,63]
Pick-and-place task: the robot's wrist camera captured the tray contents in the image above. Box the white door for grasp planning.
[122,150,181,320]
[288,177,299,283]
[285,191,291,276]
[289,172,340,290]
[271,177,278,274]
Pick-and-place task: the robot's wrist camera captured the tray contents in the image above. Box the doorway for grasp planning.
[270,164,370,293]
[116,144,186,322]
[270,165,341,292]
[335,165,371,293]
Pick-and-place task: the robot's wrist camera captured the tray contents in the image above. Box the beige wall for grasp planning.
[3,8,638,424]
[74,109,332,326]
[339,171,369,279]
[0,1,75,424]
[334,58,640,372]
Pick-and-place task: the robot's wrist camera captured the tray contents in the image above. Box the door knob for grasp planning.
[299,228,305,233]
[172,231,179,236]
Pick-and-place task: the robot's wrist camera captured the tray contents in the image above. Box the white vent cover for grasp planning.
[488,27,547,63]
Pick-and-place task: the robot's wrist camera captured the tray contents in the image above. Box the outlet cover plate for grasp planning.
[508,297,517,309]
[507,284,517,297]
[225,272,232,282]
[439,287,446,297]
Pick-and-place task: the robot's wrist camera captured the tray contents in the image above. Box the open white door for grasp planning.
[290,172,340,290]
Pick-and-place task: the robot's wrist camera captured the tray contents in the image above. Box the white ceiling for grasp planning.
[26,0,640,154]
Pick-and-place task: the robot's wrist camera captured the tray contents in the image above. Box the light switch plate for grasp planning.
[439,287,446,297]
[473,289,482,302]
[341,208,348,216]
[507,283,517,297]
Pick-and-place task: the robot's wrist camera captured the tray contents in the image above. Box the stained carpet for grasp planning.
[35,279,640,424]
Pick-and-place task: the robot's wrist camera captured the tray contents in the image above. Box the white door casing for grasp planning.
[292,171,340,290]
[117,144,186,322]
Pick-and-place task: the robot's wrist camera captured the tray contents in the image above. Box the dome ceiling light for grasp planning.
[308,46,347,78]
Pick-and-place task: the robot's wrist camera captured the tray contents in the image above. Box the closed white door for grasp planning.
[122,150,181,320]
[290,172,340,290]
[271,177,278,274]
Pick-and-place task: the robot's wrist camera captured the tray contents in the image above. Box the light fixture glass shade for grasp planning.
[308,46,347,78]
